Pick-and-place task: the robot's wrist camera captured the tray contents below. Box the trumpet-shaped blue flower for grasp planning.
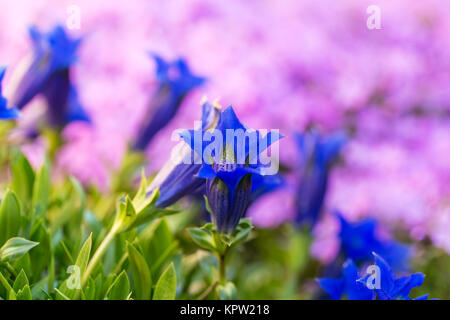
[147,100,220,207]
[147,101,283,211]
[0,67,20,120]
[294,130,347,227]
[133,54,206,150]
[337,212,411,271]
[180,106,282,233]
[317,259,374,300]
[357,252,428,300]
[9,25,89,128]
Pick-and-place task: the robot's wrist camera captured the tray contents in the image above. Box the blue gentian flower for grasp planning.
[251,173,284,201]
[0,67,20,120]
[317,259,374,300]
[146,100,220,207]
[294,130,347,227]
[357,252,429,300]
[337,212,411,271]
[9,25,89,128]
[133,54,206,150]
[180,106,282,233]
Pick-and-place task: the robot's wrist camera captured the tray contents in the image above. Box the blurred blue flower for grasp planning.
[180,106,282,233]
[147,100,220,207]
[10,25,89,128]
[317,259,374,300]
[295,130,347,227]
[357,252,428,300]
[133,54,206,150]
[337,212,411,271]
[0,67,20,120]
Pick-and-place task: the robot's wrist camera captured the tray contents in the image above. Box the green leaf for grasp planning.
[150,242,178,279]
[54,288,70,300]
[16,284,32,300]
[115,193,177,233]
[31,158,51,219]
[0,237,39,262]
[139,219,178,279]
[73,233,92,276]
[9,150,35,206]
[106,271,130,300]
[0,190,22,246]
[229,218,254,248]
[82,277,96,300]
[98,273,116,299]
[13,269,29,292]
[153,263,176,300]
[127,243,151,300]
[0,271,13,293]
[125,207,177,233]
[28,219,51,282]
[30,276,51,300]
[13,251,31,276]
[188,228,216,252]
[8,288,17,300]
[57,233,92,299]
[113,196,136,232]
[132,169,149,212]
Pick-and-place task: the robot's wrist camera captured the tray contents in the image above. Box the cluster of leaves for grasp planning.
[0,150,178,300]
[0,144,316,300]
[0,148,448,300]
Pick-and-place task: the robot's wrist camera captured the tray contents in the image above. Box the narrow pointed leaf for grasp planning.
[127,243,152,300]
[106,271,130,300]
[0,190,22,246]
[13,269,29,292]
[153,263,176,300]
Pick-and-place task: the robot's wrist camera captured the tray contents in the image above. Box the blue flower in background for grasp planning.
[181,106,282,233]
[337,212,411,271]
[147,100,220,207]
[9,25,89,128]
[0,67,20,120]
[357,252,429,300]
[294,130,347,227]
[317,259,374,300]
[133,54,206,150]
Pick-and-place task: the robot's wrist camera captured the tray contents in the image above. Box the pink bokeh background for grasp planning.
[1,0,450,260]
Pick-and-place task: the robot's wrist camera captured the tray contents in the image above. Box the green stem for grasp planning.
[82,226,118,286]
[0,271,13,292]
[197,281,218,300]
[4,262,17,278]
[218,254,226,285]
[113,252,129,275]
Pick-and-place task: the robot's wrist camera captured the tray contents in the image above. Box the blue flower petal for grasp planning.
[0,66,20,120]
[318,259,372,300]
[317,277,345,300]
[392,273,425,299]
[337,212,411,271]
